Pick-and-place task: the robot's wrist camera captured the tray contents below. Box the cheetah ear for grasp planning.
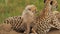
[44,0,46,3]
[50,1,53,5]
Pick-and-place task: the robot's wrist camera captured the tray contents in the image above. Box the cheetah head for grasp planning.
[44,0,58,10]
[25,5,37,14]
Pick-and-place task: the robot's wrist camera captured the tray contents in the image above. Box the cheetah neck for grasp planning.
[40,3,52,18]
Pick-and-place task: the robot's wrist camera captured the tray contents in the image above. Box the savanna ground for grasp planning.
[0,0,60,34]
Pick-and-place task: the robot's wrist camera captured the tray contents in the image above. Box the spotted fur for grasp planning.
[4,16,24,32]
[53,11,60,22]
[44,0,58,10]
[19,5,37,34]
[32,0,60,34]
[4,5,37,34]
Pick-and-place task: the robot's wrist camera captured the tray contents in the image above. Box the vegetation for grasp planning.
[0,0,60,23]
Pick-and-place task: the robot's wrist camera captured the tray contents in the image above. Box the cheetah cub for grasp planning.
[3,5,37,33]
[20,5,37,34]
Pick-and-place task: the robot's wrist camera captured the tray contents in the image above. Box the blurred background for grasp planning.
[0,0,60,23]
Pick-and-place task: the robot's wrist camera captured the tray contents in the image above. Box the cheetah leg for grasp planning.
[24,23,30,34]
[32,28,37,34]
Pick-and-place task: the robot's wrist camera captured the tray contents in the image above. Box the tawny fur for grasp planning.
[4,5,37,34]
[32,0,60,34]
[53,11,60,22]
[4,16,24,32]
[19,5,37,34]
[0,23,12,32]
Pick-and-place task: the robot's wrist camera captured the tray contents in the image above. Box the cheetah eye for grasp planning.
[44,0,46,3]
[28,8,31,11]
[50,1,53,5]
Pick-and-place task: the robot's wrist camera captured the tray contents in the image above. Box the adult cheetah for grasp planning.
[32,0,60,34]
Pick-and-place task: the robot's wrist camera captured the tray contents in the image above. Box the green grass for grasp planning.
[0,0,60,23]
